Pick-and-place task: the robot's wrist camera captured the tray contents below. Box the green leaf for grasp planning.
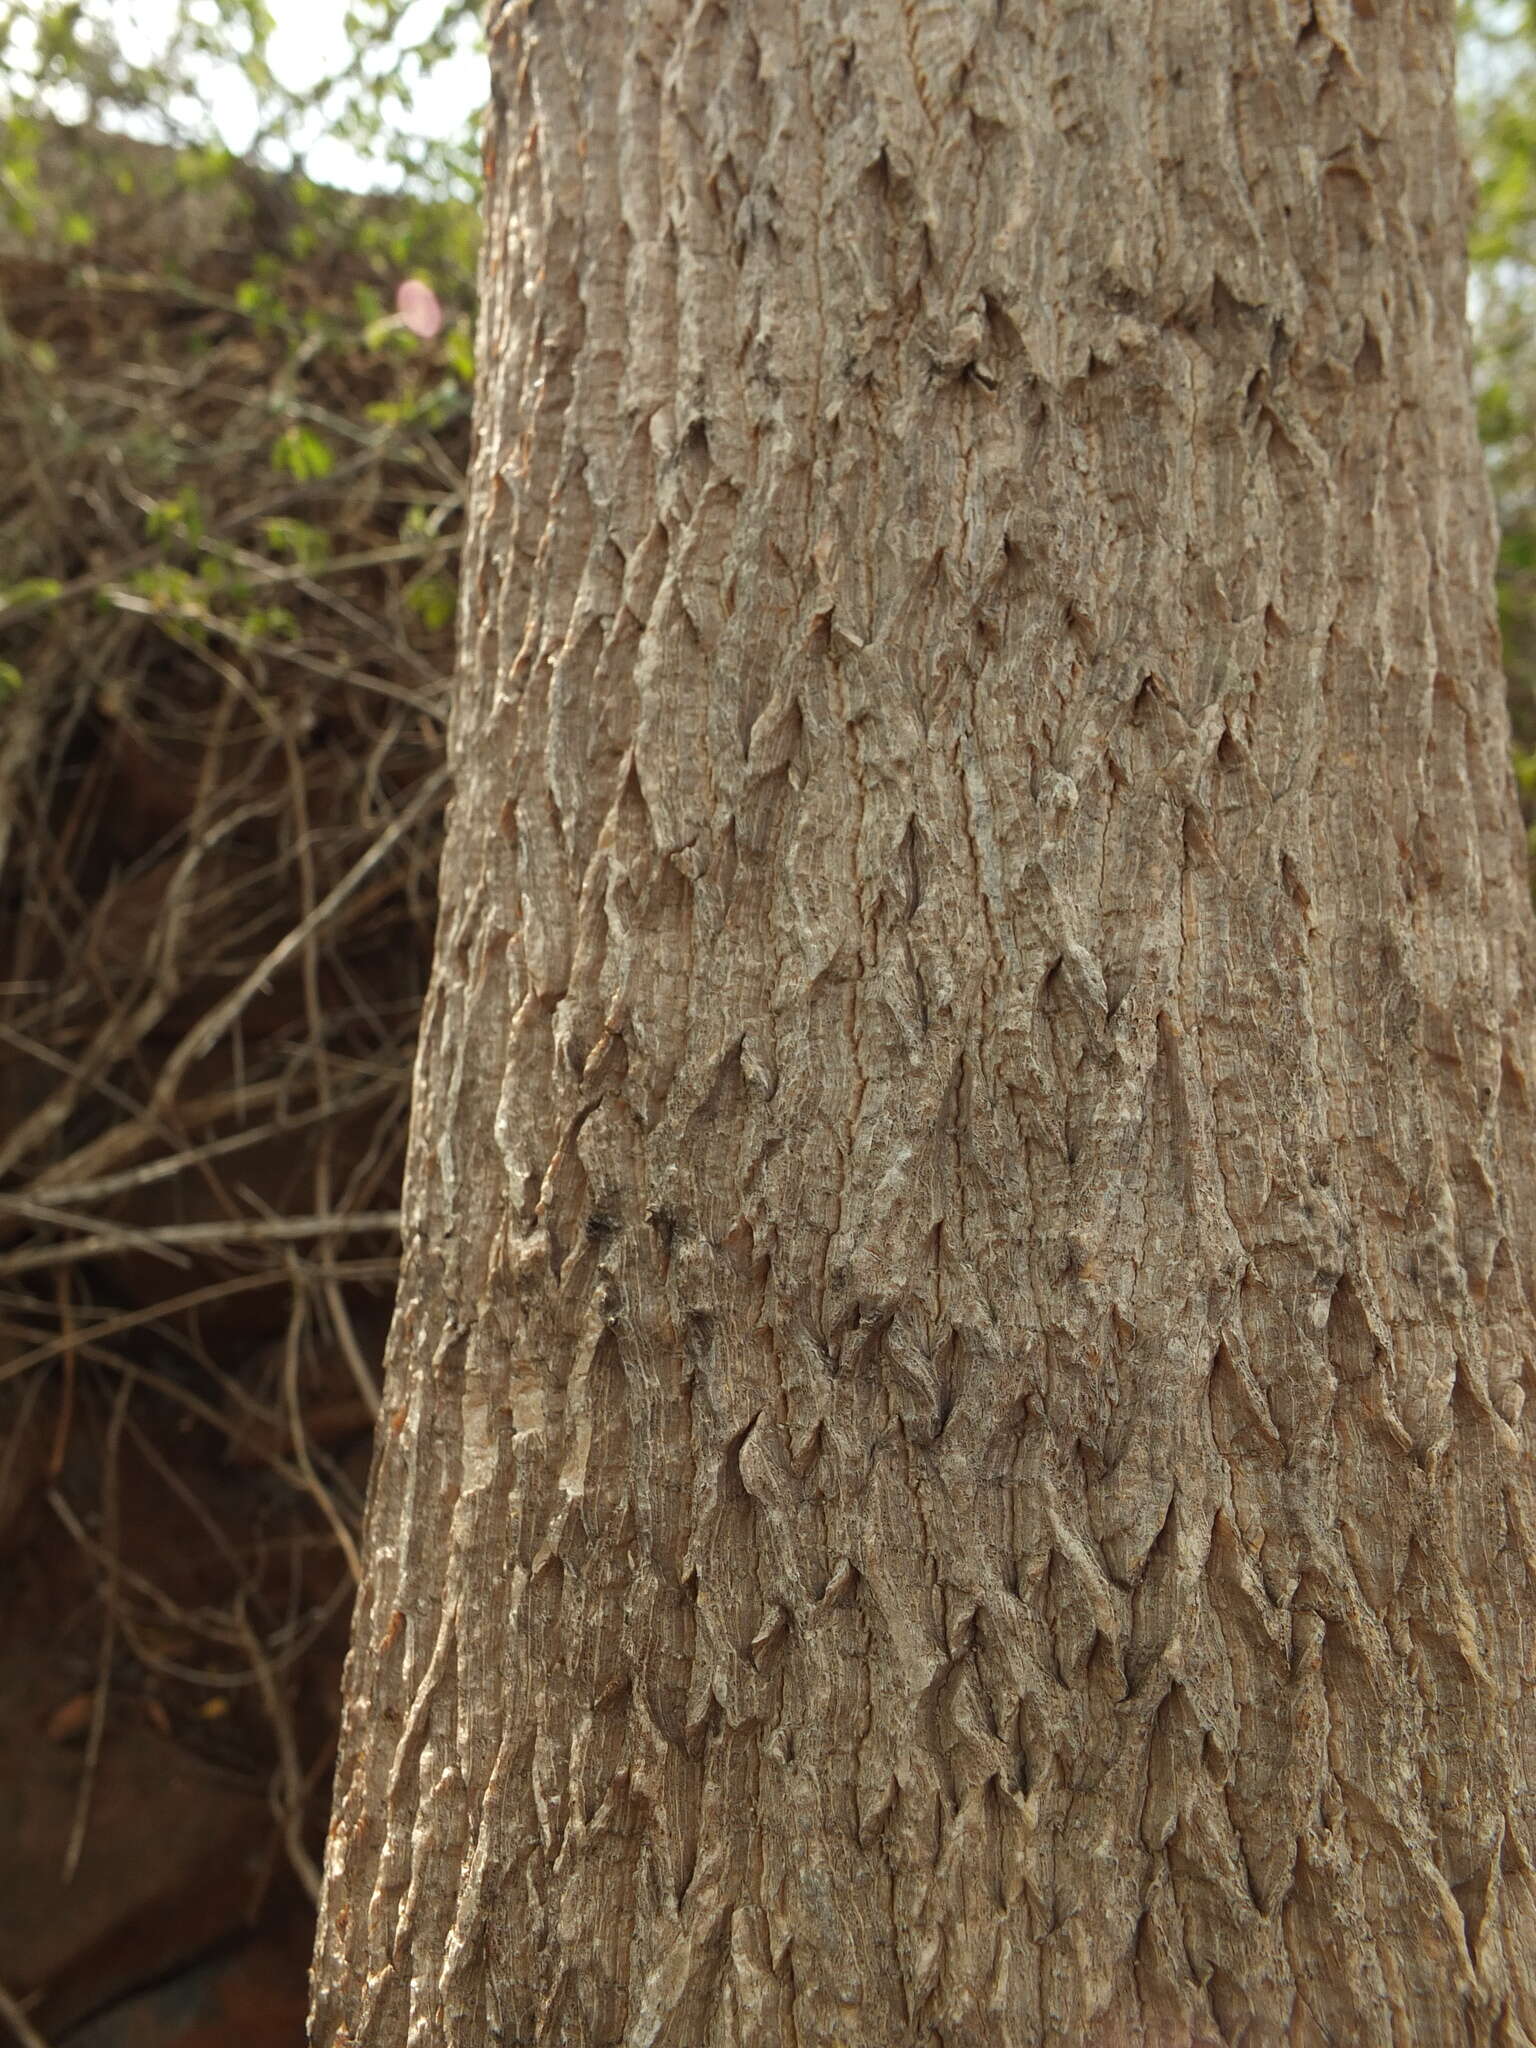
[144,489,204,543]
[124,564,202,615]
[270,424,334,483]
[237,604,298,640]
[405,573,457,632]
[261,516,330,567]
[1,577,63,609]
[443,326,475,384]
[363,314,415,353]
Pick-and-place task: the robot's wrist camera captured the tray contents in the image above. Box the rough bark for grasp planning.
[311,3,1536,2042]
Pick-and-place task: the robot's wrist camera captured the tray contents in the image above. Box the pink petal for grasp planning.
[396,278,443,340]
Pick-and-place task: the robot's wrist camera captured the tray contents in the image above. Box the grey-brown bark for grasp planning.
[310,3,1536,2042]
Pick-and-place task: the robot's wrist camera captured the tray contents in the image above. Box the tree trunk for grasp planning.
[310,4,1536,2042]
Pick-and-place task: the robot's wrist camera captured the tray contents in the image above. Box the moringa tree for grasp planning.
[310,3,1536,2041]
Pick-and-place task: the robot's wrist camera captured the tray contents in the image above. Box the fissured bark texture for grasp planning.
[311,3,1536,2041]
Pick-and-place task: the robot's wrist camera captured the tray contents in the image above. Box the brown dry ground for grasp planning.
[0,124,466,2044]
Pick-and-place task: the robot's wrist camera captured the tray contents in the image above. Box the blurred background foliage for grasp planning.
[0,0,483,202]
[0,9,487,2028]
[1463,0,1536,838]
[2,0,1536,776]
[0,0,483,700]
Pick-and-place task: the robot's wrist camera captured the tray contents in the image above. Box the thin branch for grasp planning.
[61,1377,131,1884]
[148,763,449,1104]
[0,1260,397,1387]
[0,1978,55,2048]
[0,1211,401,1280]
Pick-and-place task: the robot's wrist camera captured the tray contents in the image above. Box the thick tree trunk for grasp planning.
[311,3,1536,2042]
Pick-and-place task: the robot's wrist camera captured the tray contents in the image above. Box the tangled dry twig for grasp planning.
[0,129,467,1959]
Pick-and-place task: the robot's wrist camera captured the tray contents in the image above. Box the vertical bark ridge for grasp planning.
[312,3,1536,2042]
